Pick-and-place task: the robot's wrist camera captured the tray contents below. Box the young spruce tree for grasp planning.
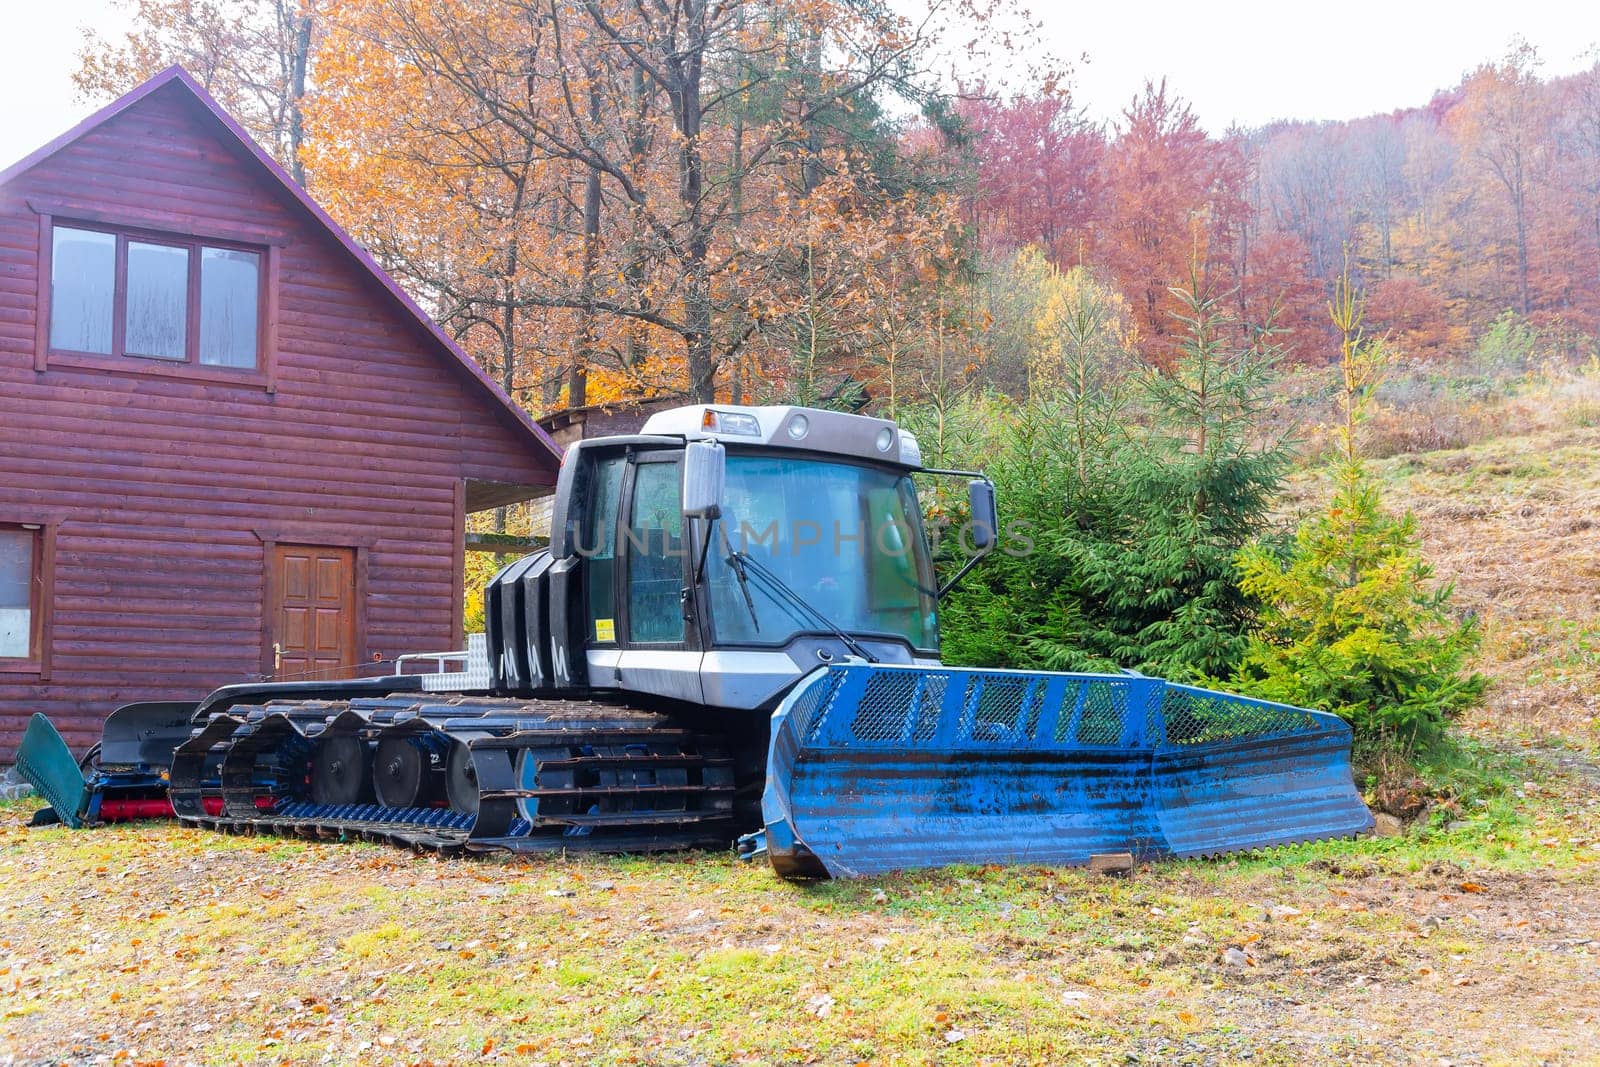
[1228,265,1485,746]
[935,264,1130,672]
[1062,279,1293,678]
[941,271,1292,679]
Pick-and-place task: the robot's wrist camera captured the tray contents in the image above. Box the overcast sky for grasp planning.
[2,1,1596,169]
[1050,0,1598,133]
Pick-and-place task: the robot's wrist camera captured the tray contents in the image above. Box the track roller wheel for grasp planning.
[309,735,373,806]
[373,736,436,808]
[514,746,573,823]
[445,740,481,815]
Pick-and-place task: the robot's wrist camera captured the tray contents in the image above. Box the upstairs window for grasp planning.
[49,223,262,370]
[49,227,113,353]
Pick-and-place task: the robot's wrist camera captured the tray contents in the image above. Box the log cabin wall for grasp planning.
[0,76,559,758]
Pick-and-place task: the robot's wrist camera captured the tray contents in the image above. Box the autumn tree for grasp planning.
[1098,80,1247,365]
[1449,41,1552,317]
[1029,262,1134,421]
[740,170,964,409]
[1347,114,1409,278]
[971,246,1132,399]
[1556,55,1600,327]
[958,86,1103,264]
[1363,276,1454,361]
[1390,107,1460,294]
[973,245,1054,394]
[307,2,613,407]
[1256,121,1353,284]
[307,0,991,405]
[1238,231,1327,361]
[77,0,317,183]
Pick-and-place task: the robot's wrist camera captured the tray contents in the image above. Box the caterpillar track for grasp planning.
[166,695,740,855]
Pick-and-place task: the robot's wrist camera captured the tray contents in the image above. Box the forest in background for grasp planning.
[74,1,1600,416]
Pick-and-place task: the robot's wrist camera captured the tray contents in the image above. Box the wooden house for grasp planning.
[0,67,563,758]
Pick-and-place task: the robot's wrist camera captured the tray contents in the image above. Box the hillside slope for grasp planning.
[1286,424,1600,749]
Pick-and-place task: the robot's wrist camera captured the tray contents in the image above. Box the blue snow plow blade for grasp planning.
[761,664,1374,879]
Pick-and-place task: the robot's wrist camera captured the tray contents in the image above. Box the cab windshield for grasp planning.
[706,454,938,652]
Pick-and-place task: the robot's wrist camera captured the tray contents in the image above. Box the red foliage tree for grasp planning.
[959,87,1104,265]
[1240,232,1329,363]
[1363,276,1455,361]
[1098,80,1247,366]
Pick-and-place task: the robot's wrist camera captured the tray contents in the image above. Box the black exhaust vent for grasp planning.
[485,551,553,694]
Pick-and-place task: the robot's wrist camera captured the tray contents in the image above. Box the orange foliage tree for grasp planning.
[305,0,996,407]
[1238,231,1328,362]
[76,0,318,183]
[1363,276,1455,361]
[1447,42,1553,319]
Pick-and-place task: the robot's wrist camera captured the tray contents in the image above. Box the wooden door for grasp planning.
[269,544,357,681]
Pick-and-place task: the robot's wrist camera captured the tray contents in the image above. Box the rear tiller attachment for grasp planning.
[15,704,196,827]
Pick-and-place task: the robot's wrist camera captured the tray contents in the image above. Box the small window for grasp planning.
[200,247,261,367]
[47,222,262,371]
[0,527,39,662]
[583,456,626,643]
[626,459,684,644]
[49,227,114,354]
[125,241,189,360]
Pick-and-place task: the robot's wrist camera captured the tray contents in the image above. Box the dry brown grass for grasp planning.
[1363,372,1600,459]
[1269,355,1600,463]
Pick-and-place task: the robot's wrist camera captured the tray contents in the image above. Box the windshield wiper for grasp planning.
[726,550,880,664]
[724,550,762,634]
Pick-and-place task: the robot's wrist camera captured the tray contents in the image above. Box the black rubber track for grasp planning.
[168,694,739,856]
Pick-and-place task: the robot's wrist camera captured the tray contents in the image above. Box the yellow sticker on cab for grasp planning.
[595,618,615,642]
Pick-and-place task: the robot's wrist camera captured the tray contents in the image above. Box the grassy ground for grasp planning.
[1384,427,1600,750]
[3,754,1598,1067]
[4,423,1600,1067]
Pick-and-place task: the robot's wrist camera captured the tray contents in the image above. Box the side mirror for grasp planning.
[682,439,726,520]
[968,479,998,552]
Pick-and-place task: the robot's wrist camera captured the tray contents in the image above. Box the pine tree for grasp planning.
[937,275,1292,679]
[1062,278,1292,677]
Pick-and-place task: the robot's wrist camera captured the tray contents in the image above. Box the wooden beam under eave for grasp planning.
[464,533,548,553]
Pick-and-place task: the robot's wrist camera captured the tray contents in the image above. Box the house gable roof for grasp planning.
[0,65,563,469]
